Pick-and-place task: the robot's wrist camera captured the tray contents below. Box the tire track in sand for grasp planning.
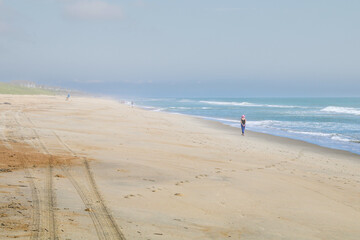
[20,111,125,240]
[2,110,42,239]
[53,131,126,240]
[19,112,58,240]
[12,111,42,240]
[0,110,13,149]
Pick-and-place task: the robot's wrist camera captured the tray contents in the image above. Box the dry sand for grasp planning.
[0,94,359,240]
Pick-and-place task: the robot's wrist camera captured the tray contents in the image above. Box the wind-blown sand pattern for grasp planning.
[0,95,360,240]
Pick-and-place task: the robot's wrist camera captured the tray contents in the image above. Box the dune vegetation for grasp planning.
[0,82,55,95]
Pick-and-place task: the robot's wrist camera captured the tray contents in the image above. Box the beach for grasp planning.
[1,94,360,240]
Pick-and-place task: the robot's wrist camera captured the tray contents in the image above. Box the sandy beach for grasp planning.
[0,94,359,240]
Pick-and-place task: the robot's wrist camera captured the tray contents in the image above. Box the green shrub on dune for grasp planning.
[0,82,55,95]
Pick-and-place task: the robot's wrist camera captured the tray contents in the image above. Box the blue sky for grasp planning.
[0,0,359,97]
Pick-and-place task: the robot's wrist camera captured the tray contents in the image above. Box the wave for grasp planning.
[247,120,283,127]
[321,106,360,116]
[199,101,306,108]
[178,99,194,103]
[169,107,192,110]
[140,105,158,110]
[199,101,261,107]
[331,135,352,142]
[201,116,240,124]
[151,107,167,112]
[287,130,333,137]
[280,130,357,143]
[248,122,358,143]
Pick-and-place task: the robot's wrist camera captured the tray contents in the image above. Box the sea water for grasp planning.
[132,98,360,155]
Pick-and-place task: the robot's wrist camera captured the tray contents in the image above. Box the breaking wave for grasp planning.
[321,106,360,116]
[199,101,306,108]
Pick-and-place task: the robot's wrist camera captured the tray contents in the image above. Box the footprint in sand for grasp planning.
[147,186,162,192]
[195,174,208,179]
[175,180,190,186]
[55,174,66,178]
[142,178,155,182]
[124,194,142,199]
[124,194,135,199]
[214,167,225,174]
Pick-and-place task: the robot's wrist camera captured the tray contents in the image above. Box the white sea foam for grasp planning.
[169,107,192,110]
[331,136,352,142]
[178,99,194,103]
[199,101,261,107]
[152,108,167,112]
[201,116,240,123]
[284,130,356,143]
[321,106,360,116]
[138,98,165,102]
[248,120,282,127]
[266,104,299,108]
[199,101,306,108]
[140,105,158,110]
[287,130,333,137]
[140,105,168,112]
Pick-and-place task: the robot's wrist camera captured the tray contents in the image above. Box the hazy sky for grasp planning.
[0,0,359,97]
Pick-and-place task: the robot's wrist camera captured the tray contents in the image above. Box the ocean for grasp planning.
[131,98,360,155]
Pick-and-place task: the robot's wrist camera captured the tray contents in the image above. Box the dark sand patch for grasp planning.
[0,140,78,171]
[0,140,79,237]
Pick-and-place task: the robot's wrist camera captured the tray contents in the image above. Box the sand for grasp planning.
[0,94,359,240]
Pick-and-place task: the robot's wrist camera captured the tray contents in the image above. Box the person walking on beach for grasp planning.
[66,93,70,101]
[241,115,246,136]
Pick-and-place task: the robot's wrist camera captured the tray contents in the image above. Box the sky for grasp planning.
[0,0,359,97]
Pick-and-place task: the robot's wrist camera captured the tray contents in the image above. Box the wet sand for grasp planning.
[0,94,359,240]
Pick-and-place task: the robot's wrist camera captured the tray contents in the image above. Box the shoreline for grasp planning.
[136,104,360,158]
[201,117,360,160]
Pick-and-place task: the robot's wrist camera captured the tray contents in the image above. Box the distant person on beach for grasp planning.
[241,115,246,136]
[66,93,70,101]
